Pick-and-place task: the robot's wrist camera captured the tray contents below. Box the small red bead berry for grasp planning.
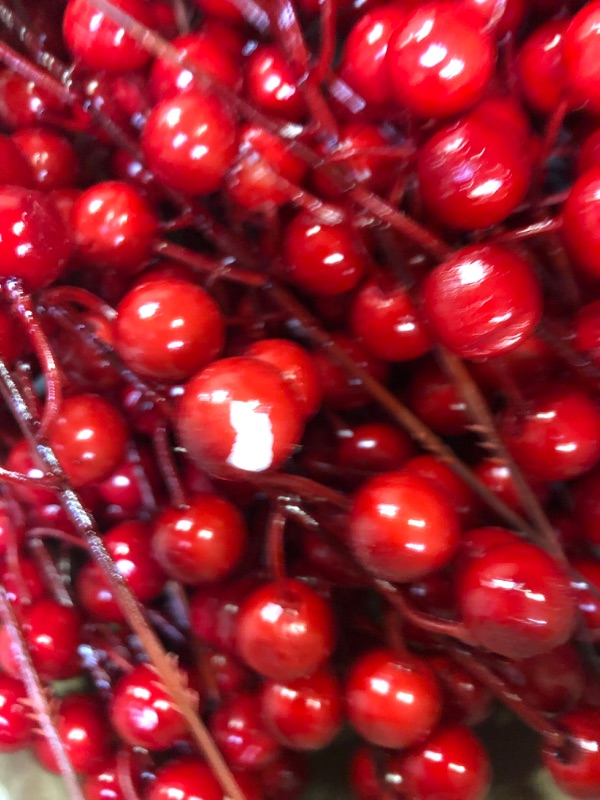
[237,578,335,681]
[407,358,470,436]
[563,167,600,278]
[429,655,493,726]
[336,421,415,474]
[458,541,578,659]
[70,181,157,274]
[245,45,306,122]
[0,673,33,752]
[575,300,600,367]
[210,693,281,770]
[423,245,542,360]
[350,471,460,582]
[147,757,222,800]
[63,0,154,73]
[518,20,567,115]
[346,648,442,749]
[564,1,600,113]
[142,91,238,195]
[260,751,309,800]
[0,134,35,187]
[48,394,128,487]
[176,357,303,476]
[571,558,600,641]
[111,663,195,750]
[543,709,600,800]
[387,3,495,118]
[473,458,548,514]
[190,577,258,654]
[403,454,480,528]
[260,668,343,751]
[12,127,79,192]
[312,335,389,411]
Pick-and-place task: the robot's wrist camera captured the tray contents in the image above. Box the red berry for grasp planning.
[210,693,281,770]
[147,757,222,800]
[473,458,548,514]
[12,127,79,192]
[152,493,247,585]
[111,663,194,750]
[83,752,144,800]
[0,673,33,752]
[346,648,442,748]
[70,181,157,274]
[142,91,238,195]
[571,558,600,641]
[190,578,258,654]
[406,358,469,436]
[237,579,335,681]
[575,300,600,366]
[423,245,542,360]
[48,394,128,487]
[564,1,600,113]
[336,422,415,473]
[63,0,153,73]
[563,167,600,278]
[429,655,493,726]
[260,751,309,800]
[518,21,567,115]
[0,134,35,187]
[260,668,343,751]
[312,335,389,411]
[403,455,480,528]
[350,471,460,582]
[193,0,244,22]
[245,46,306,122]
[543,709,600,800]
[458,541,577,659]
[387,3,495,118]
[176,357,303,476]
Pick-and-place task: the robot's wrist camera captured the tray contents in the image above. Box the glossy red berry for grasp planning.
[0,186,70,290]
[193,0,244,22]
[403,455,479,528]
[111,663,194,750]
[350,471,460,582]
[152,493,246,585]
[312,335,389,411]
[563,167,600,277]
[210,693,281,770]
[458,541,577,659]
[429,655,493,726]
[387,4,495,118]
[147,757,222,800]
[0,134,35,187]
[518,21,566,115]
[115,278,224,383]
[571,558,600,641]
[245,46,306,122]
[207,650,254,697]
[336,422,415,474]
[0,673,33,752]
[575,300,600,367]
[351,277,431,362]
[418,115,531,230]
[564,1,600,113]
[346,649,442,749]
[70,181,157,274]
[12,127,79,192]
[406,358,469,436]
[142,91,238,195]
[190,578,258,653]
[398,723,492,800]
[63,0,153,73]
[77,520,165,622]
[473,458,548,514]
[499,384,600,482]
[150,32,241,101]
[237,579,335,681]
[83,752,144,800]
[0,70,64,129]
[34,694,111,775]
[260,668,343,751]
[176,357,303,476]
[244,339,322,420]
[48,394,128,487]
[283,213,365,297]
[459,0,524,37]
[424,245,541,360]
[260,751,309,800]
[543,709,600,799]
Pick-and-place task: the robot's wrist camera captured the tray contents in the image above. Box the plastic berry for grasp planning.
[351,276,431,362]
[387,3,495,118]
[499,383,600,482]
[260,668,343,751]
[70,181,158,274]
[12,127,79,192]
[176,356,303,476]
[403,455,480,528]
[0,673,33,752]
[245,45,306,122]
[543,709,600,799]
[577,128,600,175]
[283,213,365,297]
[207,650,254,698]
[406,358,469,436]
[562,167,600,277]
[0,70,64,130]
[397,723,492,800]
[335,422,415,473]
[564,1,600,113]
[210,693,281,770]
[237,579,335,681]
[0,185,70,291]
[150,32,242,101]
[429,655,493,726]
[311,335,389,411]
[458,526,521,563]
[575,300,600,366]
[114,278,224,383]
[350,471,460,582]
[346,648,442,749]
[33,694,111,775]
[339,5,409,107]
[152,493,247,585]
[111,663,194,750]
[517,20,567,115]
[0,134,35,187]
[2,557,45,608]
[260,751,309,800]
[193,0,244,23]
[63,0,154,73]
[244,339,322,420]
[473,458,548,514]
[5,440,58,507]
[570,558,600,641]
[142,91,238,195]
[48,394,128,487]
[459,0,524,37]
[457,541,577,659]
[189,577,258,654]
[146,756,222,800]
[227,123,307,210]
[417,114,531,230]
[76,520,165,622]
[423,245,542,360]
[83,751,144,800]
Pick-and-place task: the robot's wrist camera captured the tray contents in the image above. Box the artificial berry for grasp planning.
[0,134,35,187]
[189,577,258,653]
[473,458,548,514]
[429,655,493,726]
[336,421,415,473]
[571,558,600,641]
[518,20,567,115]
[406,358,469,436]
[12,127,79,191]
[563,1,600,112]
[311,335,389,410]
[210,692,281,770]
[260,751,309,800]
[563,167,600,277]
[543,709,600,799]
[403,454,480,527]
[146,757,222,800]
[245,45,306,122]
[83,751,144,800]
[0,673,33,752]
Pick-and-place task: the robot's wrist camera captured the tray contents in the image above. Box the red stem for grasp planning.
[152,425,187,508]
[265,505,287,583]
[313,0,336,83]
[28,537,73,606]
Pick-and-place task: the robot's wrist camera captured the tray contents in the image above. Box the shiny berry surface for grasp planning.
[543,709,600,800]
[564,1,600,113]
[245,46,306,123]
[210,693,280,770]
[562,167,600,277]
[0,674,33,752]
[147,757,222,800]
[518,20,567,114]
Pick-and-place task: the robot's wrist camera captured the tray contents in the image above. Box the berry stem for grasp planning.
[0,585,84,800]
[265,504,287,583]
[0,37,73,103]
[28,537,73,606]
[152,425,187,508]
[116,748,144,800]
[313,0,336,84]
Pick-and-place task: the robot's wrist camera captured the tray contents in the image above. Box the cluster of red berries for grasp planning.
[1,0,600,799]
